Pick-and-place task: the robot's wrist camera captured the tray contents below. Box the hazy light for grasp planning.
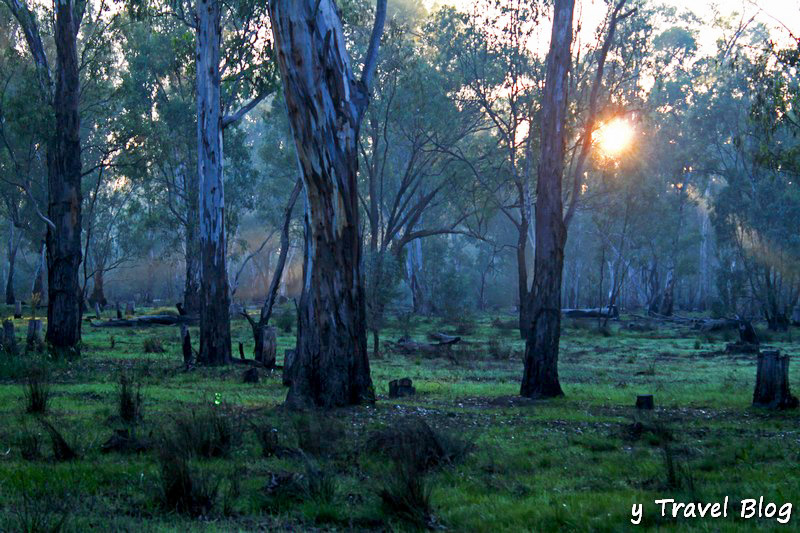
[594,118,635,158]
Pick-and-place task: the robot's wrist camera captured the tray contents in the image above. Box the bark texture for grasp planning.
[196,0,231,365]
[520,0,574,398]
[45,0,84,351]
[269,0,384,408]
[753,350,798,409]
[6,222,18,305]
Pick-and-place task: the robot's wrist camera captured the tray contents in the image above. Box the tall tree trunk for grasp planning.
[90,267,106,306]
[196,0,231,365]
[45,0,83,351]
[517,215,529,338]
[32,240,46,300]
[6,221,18,305]
[183,228,201,314]
[269,0,385,408]
[520,0,574,399]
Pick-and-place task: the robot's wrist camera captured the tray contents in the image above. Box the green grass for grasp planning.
[0,309,798,531]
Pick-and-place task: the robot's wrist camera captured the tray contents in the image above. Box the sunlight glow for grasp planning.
[594,118,635,158]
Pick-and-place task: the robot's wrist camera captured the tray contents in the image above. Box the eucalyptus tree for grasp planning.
[521,0,642,398]
[358,7,484,353]
[704,28,800,329]
[428,0,544,335]
[0,24,49,305]
[0,0,93,352]
[269,0,387,408]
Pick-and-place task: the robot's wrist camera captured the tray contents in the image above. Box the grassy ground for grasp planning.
[0,305,798,532]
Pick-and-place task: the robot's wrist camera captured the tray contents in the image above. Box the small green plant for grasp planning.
[291,413,345,458]
[8,476,71,532]
[118,373,143,423]
[169,406,242,459]
[18,428,42,461]
[40,419,79,461]
[23,367,50,414]
[143,337,165,353]
[156,444,219,516]
[487,337,512,360]
[380,461,434,529]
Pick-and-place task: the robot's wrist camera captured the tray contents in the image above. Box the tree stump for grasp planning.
[125,301,135,316]
[95,301,102,319]
[26,319,42,350]
[180,325,193,369]
[753,350,798,409]
[738,320,758,344]
[116,302,123,319]
[243,367,259,383]
[282,349,296,386]
[14,301,22,319]
[238,341,246,361]
[3,320,17,355]
[256,326,277,368]
[389,378,416,398]
[792,306,800,326]
[636,394,654,410]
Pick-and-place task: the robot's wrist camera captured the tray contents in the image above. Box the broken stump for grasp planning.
[753,350,798,409]
[243,367,260,383]
[389,377,416,398]
[26,319,42,350]
[256,326,277,367]
[116,302,123,319]
[14,301,22,319]
[636,394,654,410]
[180,324,192,368]
[282,349,296,386]
[2,320,16,354]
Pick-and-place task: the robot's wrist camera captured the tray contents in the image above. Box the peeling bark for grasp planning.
[45,0,84,351]
[269,0,385,408]
[196,0,231,365]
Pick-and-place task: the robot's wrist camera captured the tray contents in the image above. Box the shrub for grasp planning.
[143,337,165,354]
[118,373,143,423]
[487,337,513,360]
[169,407,242,459]
[291,413,345,457]
[40,420,78,461]
[23,367,50,414]
[273,304,295,334]
[490,317,517,330]
[18,428,42,461]
[662,445,696,492]
[156,444,219,516]
[453,315,477,336]
[380,461,434,530]
[7,478,71,532]
[367,418,470,473]
[299,457,337,505]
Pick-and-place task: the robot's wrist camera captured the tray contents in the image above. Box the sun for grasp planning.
[594,118,635,157]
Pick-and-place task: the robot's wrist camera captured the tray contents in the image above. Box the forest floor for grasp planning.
[0,306,798,532]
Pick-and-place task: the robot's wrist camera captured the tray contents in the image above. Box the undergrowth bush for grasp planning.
[23,367,50,414]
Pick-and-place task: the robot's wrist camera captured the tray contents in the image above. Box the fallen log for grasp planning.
[426,332,461,344]
[392,335,458,355]
[562,306,619,319]
[90,315,198,328]
[693,318,740,333]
